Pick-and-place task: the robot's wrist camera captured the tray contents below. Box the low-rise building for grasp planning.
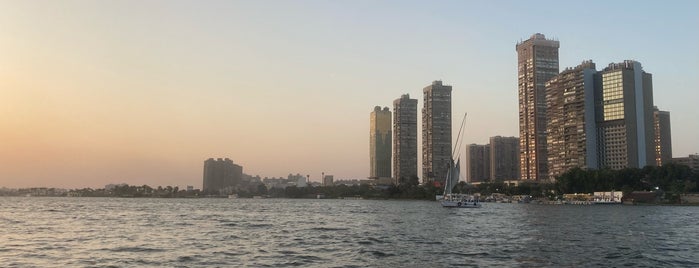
[672,154,699,173]
[322,175,334,186]
[593,191,623,203]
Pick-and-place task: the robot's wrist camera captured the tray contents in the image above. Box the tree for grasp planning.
[256,183,268,195]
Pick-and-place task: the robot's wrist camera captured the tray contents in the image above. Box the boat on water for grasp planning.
[438,113,481,208]
[441,194,481,208]
[440,160,481,208]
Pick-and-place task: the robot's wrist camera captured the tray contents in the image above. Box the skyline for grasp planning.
[1,1,698,188]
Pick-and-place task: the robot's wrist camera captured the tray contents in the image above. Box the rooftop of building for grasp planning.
[516,33,560,48]
[423,80,452,92]
[372,106,390,112]
[561,60,596,73]
[602,60,644,72]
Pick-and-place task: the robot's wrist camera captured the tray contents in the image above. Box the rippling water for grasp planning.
[1,197,698,267]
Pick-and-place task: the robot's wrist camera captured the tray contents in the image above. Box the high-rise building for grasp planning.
[541,59,660,175]
[466,144,490,183]
[489,136,520,181]
[393,94,419,185]
[202,158,243,194]
[596,60,655,169]
[653,107,672,166]
[422,80,452,184]
[516,33,560,181]
[370,106,392,179]
[545,61,599,179]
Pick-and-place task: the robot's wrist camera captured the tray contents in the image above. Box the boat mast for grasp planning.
[445,113,467,195]
[452,113,468,158]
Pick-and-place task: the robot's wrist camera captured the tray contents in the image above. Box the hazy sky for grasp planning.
[1,0,698,188]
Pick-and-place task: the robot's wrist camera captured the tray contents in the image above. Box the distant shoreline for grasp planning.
[4,195,699,206]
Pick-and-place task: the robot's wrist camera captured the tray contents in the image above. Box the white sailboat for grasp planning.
[439,113,481,208]
[440,159,481,208]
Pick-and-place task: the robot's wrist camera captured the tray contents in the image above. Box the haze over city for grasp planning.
[1,0,698,188]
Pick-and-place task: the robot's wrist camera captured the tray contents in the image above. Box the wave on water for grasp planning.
[106,246,167,253]
[0,217,23,224]
[309,227,349,231]
[359,249,395,258]
[3,198,699,267]
[176,255,198,262]
[43,209,62,212]
[246,223,273,228]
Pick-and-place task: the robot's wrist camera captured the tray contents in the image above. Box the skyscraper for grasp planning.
[653,107,672,166]
[596,60,655,169]
[202,158,242,194]
[541,60,659,175]
[516,33,559,181]
[466,144,490,183]
[489,136,520,181]
[370,106,392,179]
[545,61,599,179]
[393,94,418,185]
[422,80,452,184]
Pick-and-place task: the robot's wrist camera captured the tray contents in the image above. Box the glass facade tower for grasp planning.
[370,106,392,179]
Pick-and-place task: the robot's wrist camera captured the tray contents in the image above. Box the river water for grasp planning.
[1,197,697,267]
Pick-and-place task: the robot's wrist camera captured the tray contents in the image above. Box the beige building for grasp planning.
[653,107,672,166]
[516,33,560,182]
[202,158,243,194]
[322,175,334,187]
[422,80,452,184]
[370,106,392,179]
[393,94,418,185]
[465,137,519,183]
[545,61,599,179]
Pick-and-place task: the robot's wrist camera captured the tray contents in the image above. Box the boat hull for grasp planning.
[440,200,482,208]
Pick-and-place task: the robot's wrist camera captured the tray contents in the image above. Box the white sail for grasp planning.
[443,158,460,196]
[441,157,480,208]
[453,158,460,192]
[438,113,482,208]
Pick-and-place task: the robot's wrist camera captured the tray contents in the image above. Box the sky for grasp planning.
[1,0,698,188]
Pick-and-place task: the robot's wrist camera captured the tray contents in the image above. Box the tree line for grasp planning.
[52,163,699,203]
[553,163,698,202]
[69,185,197,198]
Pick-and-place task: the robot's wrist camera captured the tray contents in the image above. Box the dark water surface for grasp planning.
[1,197,698,267]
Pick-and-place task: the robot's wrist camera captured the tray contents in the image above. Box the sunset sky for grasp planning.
[1,0,698,188]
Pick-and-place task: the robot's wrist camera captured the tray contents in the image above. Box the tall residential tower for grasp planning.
[545,61,599,179]
[489,136,520,181]
[422,80,452,184]
[393,94,419,185]
[516,33,559,181]
[466,144,490,183]
[203,158,243,194]
[370,106,392,179]
[653,107,672,166]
